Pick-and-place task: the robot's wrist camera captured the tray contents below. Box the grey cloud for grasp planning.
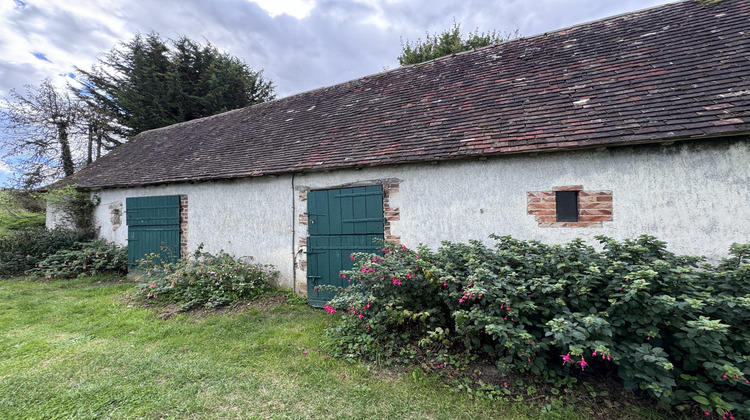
[0,0,676,101]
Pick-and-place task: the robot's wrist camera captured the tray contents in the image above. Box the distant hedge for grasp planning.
[0,227,96,277]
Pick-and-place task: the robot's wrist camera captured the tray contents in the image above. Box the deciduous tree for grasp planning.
[398,22,518,66]
[0,79,83,187]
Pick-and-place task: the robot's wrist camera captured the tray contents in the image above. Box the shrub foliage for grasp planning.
[0,227,96,277]
[132,248,278,310]
[325,236,750,418]
[26,240,128,279]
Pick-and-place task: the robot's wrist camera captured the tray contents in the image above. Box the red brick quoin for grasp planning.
[527,186,612,227]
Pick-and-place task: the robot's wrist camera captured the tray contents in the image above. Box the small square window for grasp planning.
[556,191,578,222]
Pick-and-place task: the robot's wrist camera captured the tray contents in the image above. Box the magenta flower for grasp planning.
[350,254,356,261]
[578,357,588,369]
[561,353,572,365]
[302,350,307,355]
[324,305,336,314]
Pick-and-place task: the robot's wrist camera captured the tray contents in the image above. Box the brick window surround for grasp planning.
[527,185,612,227]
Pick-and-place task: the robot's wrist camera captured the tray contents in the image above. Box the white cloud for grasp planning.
[0,161,14,174]
[248,0,316,19]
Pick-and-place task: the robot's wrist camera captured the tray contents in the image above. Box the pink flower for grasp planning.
[302,350,307,355]
[436,364,442,369]
[324,305,336,314]
[561,353,572,365]
[358,314,363,319]
[149,283,157,289]
[169,283,175,288]
[705,412,710,417]
[350,254,356,261]
[406,273,412,279]
[578,357,588,369]
[401,245,407,251]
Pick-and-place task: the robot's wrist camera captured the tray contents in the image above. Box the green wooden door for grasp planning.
[126,195,181,266]
[307,185,384,307]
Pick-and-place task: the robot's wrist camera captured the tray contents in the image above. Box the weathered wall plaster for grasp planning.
[48,137,750,295]
[88,176,295,288]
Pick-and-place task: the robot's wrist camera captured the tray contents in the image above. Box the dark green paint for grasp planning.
[125,195,180,266]
[307,186,384,307]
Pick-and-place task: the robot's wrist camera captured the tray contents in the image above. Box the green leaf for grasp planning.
[692,396,709,405]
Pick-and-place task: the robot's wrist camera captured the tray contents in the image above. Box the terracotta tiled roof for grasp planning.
[60,0,750,189]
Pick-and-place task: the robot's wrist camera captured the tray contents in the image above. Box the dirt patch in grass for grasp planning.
[463,362,675,419]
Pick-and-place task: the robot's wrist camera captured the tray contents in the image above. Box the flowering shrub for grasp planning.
[325,236,750,418]
[132,247,277,310]
[325,244,461,366]
[26,240,127,279]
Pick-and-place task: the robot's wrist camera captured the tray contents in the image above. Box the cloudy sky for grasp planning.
[0,0,676,186]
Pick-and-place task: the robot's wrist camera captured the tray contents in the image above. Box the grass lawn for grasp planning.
[0,276,669,419]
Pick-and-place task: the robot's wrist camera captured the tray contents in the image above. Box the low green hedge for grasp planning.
[325,236,750,419]
[0,227,96,277]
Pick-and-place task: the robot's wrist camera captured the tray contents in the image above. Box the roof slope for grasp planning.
[63,0,750,189]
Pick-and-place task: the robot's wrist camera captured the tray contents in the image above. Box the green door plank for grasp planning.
[307,186,384,307]
[126,195,181,267]
[307,234,383,307]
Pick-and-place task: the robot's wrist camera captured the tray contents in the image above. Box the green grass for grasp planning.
[0,277,667,419]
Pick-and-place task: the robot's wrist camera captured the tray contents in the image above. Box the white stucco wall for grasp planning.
[60,136,748,295]
[292,137,749,287]
[90,176,295,288]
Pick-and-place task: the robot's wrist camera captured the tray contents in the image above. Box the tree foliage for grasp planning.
[0,79,82,187]
[398,22,518,66]
[75,33,276,138]
[1,33,275,188]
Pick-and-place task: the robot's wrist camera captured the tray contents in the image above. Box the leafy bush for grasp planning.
[132,248,278,310]
[0,227,96,277]
[324,245,456,365]
[26,240,128,279]
[326,236,750,419]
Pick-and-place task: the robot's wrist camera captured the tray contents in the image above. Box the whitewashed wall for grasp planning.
[51,137,749,295]
[291,137,749,292]
[89,176,295,287]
